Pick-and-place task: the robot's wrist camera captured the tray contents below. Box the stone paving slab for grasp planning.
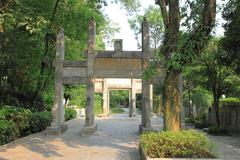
[0,115,142,160]
[1,114,240,160]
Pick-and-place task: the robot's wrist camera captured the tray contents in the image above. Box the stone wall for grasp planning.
[209,106,240,133]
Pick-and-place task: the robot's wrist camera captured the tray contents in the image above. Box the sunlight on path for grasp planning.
[0,113,147,160]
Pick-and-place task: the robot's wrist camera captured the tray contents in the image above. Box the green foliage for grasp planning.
[25,111,51,135]
[110,90,129,108]
[192,87,213,119]
[140,130,217,158]
[94,94,103,115]
[184,117,195,123]
[128,5,164,49]
[65,108,77,121]
[0,106,31,136]
[222,0,240,73]
[194,120,208,129]
[208,125,228,135]
[0,120,16,145]
[111,107,125,114]
[0,106,52,145]
[0,0,117,111]
[220,98,240,107]
[65,85,86,108]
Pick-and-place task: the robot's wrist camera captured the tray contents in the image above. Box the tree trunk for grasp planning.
[213,94,220,126]
[163,71,182,131]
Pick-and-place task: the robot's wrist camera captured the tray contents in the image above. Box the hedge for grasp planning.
[0,106,51,145]
[140,130,217,158]
[0,106,78,146]
[65,108,77,121]
[0,120,16,145]
[0,106,31,136]
[25,111,51,135]
[220,98,240,107]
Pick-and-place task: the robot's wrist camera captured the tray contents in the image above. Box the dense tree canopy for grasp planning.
[221,0,240,73]
[0,0,116,110]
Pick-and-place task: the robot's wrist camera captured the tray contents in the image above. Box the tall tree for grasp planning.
[0,0,115,110]
[128,5,164,50]
[155,0,216,131]
[221,0,240,73]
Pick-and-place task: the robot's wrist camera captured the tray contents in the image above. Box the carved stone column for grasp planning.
[130,79,137,117]
[47,28,67,134]
[140,18,152,133]
[81,19,97,136]
[103,79,109,117]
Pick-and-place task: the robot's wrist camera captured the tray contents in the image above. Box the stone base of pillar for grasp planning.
[46,124,68,135]
[129,112,137,117]
[102,113,110,118]
[139,124,153,134]
[80,123,97,136]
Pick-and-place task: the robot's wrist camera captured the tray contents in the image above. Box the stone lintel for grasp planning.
[80,123,97,136]
[62,76,86,85]
[63,60,87,68]
[46,124,68,135]
[95,51,143,59]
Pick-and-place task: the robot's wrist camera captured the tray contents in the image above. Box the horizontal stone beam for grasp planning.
[63,67,86,77]
[94,69,142,78]
[63,60,87,68]
[62,76,86,85]
[95,51,143,59]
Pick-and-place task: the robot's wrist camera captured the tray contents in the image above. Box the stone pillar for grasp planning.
[150,84,153,113]
[103,79,109,117]
[81,19,97,136]
[47,28,67,134]
[140,18,152,133]
[114,39,123,52]
[129,89,132,117]
[131,79,137,117]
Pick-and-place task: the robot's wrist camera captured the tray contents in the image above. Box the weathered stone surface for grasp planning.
[51,19,166,136]
[84,19,96,131]
[102,79,109,117]
[63,67,86,77]
[48,28,67,134]
[63,60,87,67]
[62,76,86,85]
[46,124,67,135]
[95,51,143,59]
[80,123,97,136]
[141,19,151,129]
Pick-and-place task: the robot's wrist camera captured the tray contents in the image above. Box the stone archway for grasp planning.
[47,19,166,136]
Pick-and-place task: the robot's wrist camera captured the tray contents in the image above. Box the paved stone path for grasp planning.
[0,114,145,160]
[207,134,240,159]
[1,113,240,160]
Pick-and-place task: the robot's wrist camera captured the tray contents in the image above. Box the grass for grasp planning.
[110,107,125,114]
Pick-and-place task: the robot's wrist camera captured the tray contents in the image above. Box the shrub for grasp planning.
[220,98,240,107]
[208,125,228,135]
[0,120,16,145]
[0,106,31,136]
[94,93,103,115]
[26,111,51,134]
[140,130,217,158]
[184,117,195,123]
[194,120,208,129]
[111,107,125,114]
[65,108,77,121]
[64,85,86,108]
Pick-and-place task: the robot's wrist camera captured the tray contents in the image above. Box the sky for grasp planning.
[103,0,225,51]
